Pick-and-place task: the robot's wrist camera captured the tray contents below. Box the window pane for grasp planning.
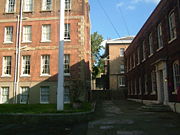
[169,12,176,40]
[4,26,13,42]
[64,54,70,74]
[157,23,163,48]
[23,26,32,42]
[3,56,11,75]
[7,0,15,12]
[22,56,30,75]
[42,25,51,41]
[41,55,50,75]
[1,87,9,103]
[40,86,49,103]
[120,48,124,57]
[64,24,70,40]
[24,0,33,12]
[20,87,29,103]
[65,0,71,10]
[64,87,70,103]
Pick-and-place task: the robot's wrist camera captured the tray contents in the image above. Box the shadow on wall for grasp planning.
[3,60,91,104]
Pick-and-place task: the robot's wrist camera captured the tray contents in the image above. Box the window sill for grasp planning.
[148,53,153,58]
[4,12,15,14]
[22,41,32,43]
[20,75,31,77]
[142,59,146,62]
[65,9,71,11]
[172,91,177,94]
[64,39,71,42]
[1,75,11,78]
[40,40,51,43]
[40,10,52,12]
[168,37,176,44]
[3,42,13,44]
[156,47,163,52]
[150,91,156,95]
[64,73,70,76]
[137,63,140,66]
[23,11,33,13]
[40,74,51,77]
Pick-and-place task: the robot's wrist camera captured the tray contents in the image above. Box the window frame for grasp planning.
[4,26,13,43]
[42,0,52,11]
[173,60,180,94]
[21,55,31,76]
[120,64,125,74]
[64,86,70,103]
[64,54,70,76]
[137,47,140,65]
[22,25,32,43]
[168,11,177,42]
[64,23,71,40]
[148,33,153,56]
[41,55,50,76]
[2,56,12,77]
[142,41,146,61]
[157,23,163,49]
[65,0,71,11]
[120,48,125,57]
[5,0,16,13]
[0,87,9,104]
[23,0,33,12]
[151,70,157,95]
[40,86,49,104]
[119,76,125,87]
[41,24,51,42]
[20,87,29,104]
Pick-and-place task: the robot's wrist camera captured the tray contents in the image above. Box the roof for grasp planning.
[106,36,134,44]
[102,36,135,58]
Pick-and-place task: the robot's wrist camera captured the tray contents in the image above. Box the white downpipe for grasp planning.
[57,0,65,110]
[14,15,20,104]
[15,0,23,103]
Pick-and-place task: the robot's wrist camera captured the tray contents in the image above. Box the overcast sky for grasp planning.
[89,0,160,40]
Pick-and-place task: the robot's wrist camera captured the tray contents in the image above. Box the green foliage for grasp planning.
[91,32,104,64]
[91,32,104,79]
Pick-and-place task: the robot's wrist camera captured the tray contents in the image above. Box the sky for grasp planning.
[89,0,160,40]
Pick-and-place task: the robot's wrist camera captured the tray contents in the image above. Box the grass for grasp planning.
[0,102,92,114]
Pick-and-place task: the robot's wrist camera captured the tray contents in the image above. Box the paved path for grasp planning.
[87,100,180,135]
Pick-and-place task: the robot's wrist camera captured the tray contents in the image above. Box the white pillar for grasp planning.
[57,0,65,110]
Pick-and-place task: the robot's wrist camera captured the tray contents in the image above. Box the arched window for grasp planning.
[173,60,180,93]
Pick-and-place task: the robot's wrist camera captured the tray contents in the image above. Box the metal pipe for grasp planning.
[14,0,24,103]
[57,0,65,110]
[13,15,20,104]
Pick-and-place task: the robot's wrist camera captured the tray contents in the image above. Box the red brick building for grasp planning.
[0,0,91,104]
[125,0,180,112]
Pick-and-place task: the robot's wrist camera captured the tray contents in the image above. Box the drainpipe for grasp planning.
[14,0,23,104]
[13,14,20,104]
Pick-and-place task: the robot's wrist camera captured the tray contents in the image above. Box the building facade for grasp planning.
[103,37,133,91]
[125,0,180,108]
[0,0,91,104]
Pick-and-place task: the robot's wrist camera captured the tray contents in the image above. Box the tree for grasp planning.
[91,32,104,79]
